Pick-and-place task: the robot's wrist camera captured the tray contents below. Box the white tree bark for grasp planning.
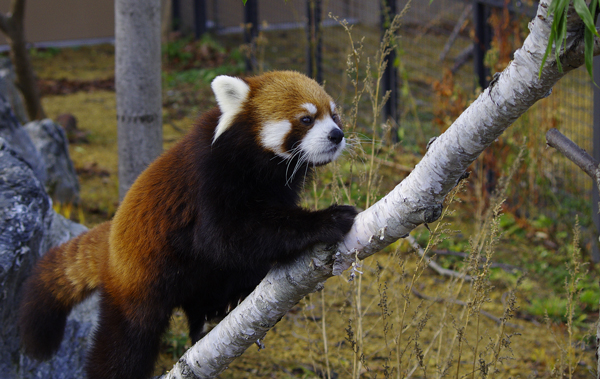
[115,0,163,201]
[162,1,600,378]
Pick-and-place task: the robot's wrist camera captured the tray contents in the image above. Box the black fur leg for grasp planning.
[181,302,207,344]
[18,273,70,360]
[86,294,171,379]
[324,204,359,239]
[293,204,358,248]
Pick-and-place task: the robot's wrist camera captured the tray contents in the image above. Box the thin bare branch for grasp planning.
[410,288,523,330]
[406,235,473,281]
[546,128,599,180]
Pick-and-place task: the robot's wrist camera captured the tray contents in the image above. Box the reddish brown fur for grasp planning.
[107,136,199,322]
[18,71,356,379]
[35,221,109,306]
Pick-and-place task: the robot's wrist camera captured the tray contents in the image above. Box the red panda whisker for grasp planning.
[285,152,307,187]
[284,146,305,181]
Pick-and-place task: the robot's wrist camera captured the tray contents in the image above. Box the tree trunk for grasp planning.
[0,0,45,121]
[161,1,600,378]
[115,0,163,201]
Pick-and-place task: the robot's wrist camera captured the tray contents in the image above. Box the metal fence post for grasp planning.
[381,0,398,142]
[194,0,207,39]
[307,0,323,83]
[172,0,181,31]
[244,0,259,73]
[593,54,600,262]
[473,0,491,88]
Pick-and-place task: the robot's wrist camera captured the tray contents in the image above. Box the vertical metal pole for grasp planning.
[381,0,398,142]
[172,0,181,31]
[244,0,259,73]
[306,0,323,83]
[594,21,600,367]
[212,0,219,30]
[592,54,600,263]
[473,0,491,89]
[194,0,207,39]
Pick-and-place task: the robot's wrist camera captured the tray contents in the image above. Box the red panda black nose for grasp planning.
[328,128,344,145]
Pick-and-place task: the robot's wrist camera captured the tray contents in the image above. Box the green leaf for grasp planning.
[540,28,556,77]
[553,1,568,73]
[540,0,569,76]
[574,0,600,38]
[541,0,600,80]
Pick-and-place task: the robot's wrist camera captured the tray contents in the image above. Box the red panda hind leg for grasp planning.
[85,293,171,379]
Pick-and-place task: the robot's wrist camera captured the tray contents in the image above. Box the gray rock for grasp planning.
[0,138,97,379]
[24,119,81,205]
[0,95,46,185]
[0,57,29,125]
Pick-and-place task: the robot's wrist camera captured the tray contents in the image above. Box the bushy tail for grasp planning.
[18,221,111,360]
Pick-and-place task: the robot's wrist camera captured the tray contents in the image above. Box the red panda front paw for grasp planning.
[325,204,358,242]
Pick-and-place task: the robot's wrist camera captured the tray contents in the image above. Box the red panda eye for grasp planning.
[332,114,340,122]
[301,116,313,125]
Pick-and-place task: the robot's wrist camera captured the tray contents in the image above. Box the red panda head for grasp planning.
[211,71,346,166]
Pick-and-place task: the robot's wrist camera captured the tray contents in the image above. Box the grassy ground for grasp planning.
[30,18,599,378]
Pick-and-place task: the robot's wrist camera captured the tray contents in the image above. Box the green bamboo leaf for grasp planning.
[539,0,570,77]
[573,0,600,37]
[540,28,556,77]
[554,5,567,73]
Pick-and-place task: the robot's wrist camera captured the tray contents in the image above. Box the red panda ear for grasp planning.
[211,75,250,142]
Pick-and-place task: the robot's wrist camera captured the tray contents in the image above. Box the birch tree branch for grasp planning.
[161,1,597,378]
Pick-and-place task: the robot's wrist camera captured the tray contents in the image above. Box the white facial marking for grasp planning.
[301,103,317,115]
[299,115,345,165]
[211,75,250,142]
[330,101,336,114]
[260,120,293,158]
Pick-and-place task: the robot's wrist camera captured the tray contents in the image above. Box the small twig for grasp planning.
[406,235,472,281]
[439,3,472,61]
[372,156,413,173]
[546,128,599,181]
[411,288,523,329]
[433,249,522,272]
[451,45,474,74]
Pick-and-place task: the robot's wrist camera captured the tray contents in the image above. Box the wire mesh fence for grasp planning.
[197,0,594,224]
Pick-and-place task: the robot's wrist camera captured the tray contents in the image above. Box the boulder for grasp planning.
[0,137,97,379]
[24,119,81,205]
[0,94,46,184]
[0,57,28,125]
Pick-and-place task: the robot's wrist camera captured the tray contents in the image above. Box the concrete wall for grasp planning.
[0,0,114,46]
[0,0,379,48]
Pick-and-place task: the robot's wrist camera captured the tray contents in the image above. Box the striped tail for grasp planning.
[18,221,110,360]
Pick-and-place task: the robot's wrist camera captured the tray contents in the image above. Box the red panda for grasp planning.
[18,71,357,379]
